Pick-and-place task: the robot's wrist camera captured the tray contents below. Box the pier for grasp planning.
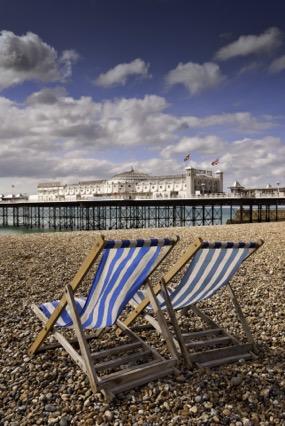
[0,197,284,231]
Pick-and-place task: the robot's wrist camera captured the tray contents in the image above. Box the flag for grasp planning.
[211,158,219,166]
[184,153,191,162]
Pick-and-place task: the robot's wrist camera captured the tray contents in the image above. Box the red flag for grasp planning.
[211,158,219,166]
[184,153,191,162]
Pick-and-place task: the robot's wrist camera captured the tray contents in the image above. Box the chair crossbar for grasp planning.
[104,237,178,249]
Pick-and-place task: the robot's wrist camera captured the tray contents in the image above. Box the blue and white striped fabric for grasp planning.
[131,241,258,311]
[39,238,174,329]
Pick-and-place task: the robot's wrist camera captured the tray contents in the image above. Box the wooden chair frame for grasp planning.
[121,238,264,369]
[28,235,179,400]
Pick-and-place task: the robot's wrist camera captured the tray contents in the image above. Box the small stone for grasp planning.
[45,404,58,412]
[190,405,198,414]
[223,408,231,416]
[48,418,59,425]
[96,415,104,425]
[104,410,113,421]
[61,394,70,401]
[59,417,69,426]
[204,401,212,409]
[195,395,202,403]
[231,375,243,386]
[260,388,270,397]
[181,408,189,416]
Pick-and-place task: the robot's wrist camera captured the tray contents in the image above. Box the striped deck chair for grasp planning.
[122,238,264,369]
[28,235,179,401]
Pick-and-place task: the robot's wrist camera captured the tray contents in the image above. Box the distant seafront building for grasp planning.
[37,167,224,201]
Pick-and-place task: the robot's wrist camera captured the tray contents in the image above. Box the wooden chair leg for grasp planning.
[227,284,257,352]
[146,281,180,360]
[65,285,99,394]
[160,280,193,368]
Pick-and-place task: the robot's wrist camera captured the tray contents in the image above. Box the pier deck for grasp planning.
[0,197,284,231]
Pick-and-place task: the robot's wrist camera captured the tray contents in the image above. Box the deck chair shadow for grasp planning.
[28,235,180,401]
[122,237,264,369]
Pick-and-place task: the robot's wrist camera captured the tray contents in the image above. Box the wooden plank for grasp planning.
[92,341,142,361]
[100,359,176,386]
[186,304,240,346]
[185,336,233,349]
[38,331,102,352]
[100,360,162,383]
[189,343,253,363]
[65,284,99,393]
[131,324,155,332]
[108,367,176,395]
[197,353,252,369]
[182,328,223,339]
[94,350,151,371]
[118,237,203,333]
[117,319,163,361]
[28,235,105,355]
[30,304,87,373]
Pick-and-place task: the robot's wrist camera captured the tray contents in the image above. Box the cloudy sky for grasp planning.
[0,0,284,193]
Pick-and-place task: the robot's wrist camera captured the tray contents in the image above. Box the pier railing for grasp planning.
[0,197,284,231]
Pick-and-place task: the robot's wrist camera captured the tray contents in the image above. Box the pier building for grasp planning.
[37,167,224,202]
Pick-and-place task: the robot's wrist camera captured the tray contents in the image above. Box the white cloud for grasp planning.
[0,31,78,90]
[269,54,285,73]
[165,62,225,94]
[95,58,150,87]
[60,49,79,79]
[0,88,281,192]
[162,135,285,188]
[182,112,274,131]
[162,136,225,159]
[216,27,283,61]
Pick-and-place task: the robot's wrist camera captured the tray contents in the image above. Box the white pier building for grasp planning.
[37,167,224,201]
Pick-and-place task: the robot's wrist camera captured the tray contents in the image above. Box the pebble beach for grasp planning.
[0,221,284,425]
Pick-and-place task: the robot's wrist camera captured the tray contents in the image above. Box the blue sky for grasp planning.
[0,0,284,193]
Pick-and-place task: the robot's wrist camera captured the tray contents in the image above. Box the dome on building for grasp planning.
[110,167,150,182]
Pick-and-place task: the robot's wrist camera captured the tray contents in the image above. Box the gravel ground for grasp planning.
[0,222,284,426]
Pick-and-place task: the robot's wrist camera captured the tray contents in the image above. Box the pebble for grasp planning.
[0,222,284,424]
[231,375,243,386]
[45,404,58,412]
